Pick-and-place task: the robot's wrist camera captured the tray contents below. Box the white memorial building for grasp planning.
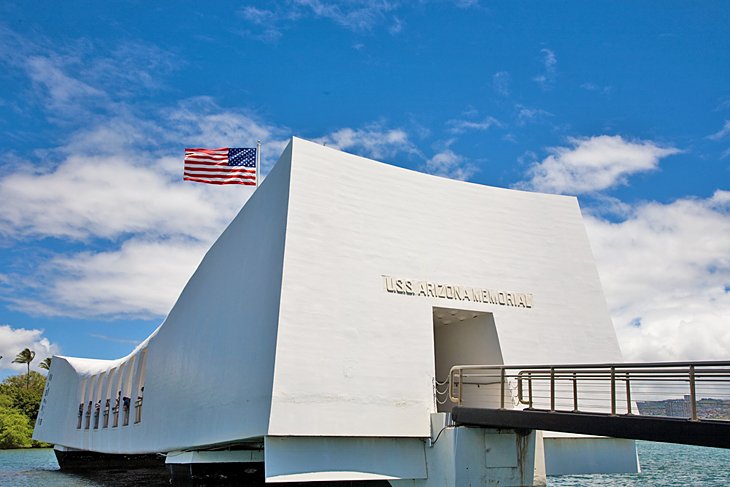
[34,138,638,486]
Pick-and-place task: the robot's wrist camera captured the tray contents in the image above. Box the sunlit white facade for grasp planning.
[34,138,637,484]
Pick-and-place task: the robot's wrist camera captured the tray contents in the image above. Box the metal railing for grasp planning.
[448,361,730,421]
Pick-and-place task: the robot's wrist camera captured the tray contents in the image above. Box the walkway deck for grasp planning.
[451,406,730,448]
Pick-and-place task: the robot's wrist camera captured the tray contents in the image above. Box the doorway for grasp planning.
[433,307,504,412]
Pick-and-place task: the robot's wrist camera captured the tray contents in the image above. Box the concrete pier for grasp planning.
[390,414,538,487]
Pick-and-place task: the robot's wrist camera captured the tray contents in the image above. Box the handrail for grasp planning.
[448,361,730,422]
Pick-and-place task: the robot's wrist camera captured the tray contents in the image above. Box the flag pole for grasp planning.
[256,140,261,188]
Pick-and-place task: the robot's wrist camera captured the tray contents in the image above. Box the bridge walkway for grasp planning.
[442,361,730,449]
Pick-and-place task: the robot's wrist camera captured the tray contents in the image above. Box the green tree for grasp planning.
[39,357,52,371]
[12,348,36,388]
[0,403,33,448]
[0,373,47,448]
[0,372,46,423]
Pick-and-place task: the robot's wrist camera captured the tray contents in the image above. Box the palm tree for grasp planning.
[39,357,52,371]
[13,348,36,387]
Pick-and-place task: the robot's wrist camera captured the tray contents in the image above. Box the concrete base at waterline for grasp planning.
[165,449,393,486]
[390,426,537,487]
[165,450,264,486]
[53,444,166,471]
[542,433,639,475]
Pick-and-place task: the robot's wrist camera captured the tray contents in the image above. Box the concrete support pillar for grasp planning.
[391,415,537,487]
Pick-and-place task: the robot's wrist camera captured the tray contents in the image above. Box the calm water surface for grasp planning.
[0,448,168,487]
[1,442,730,486]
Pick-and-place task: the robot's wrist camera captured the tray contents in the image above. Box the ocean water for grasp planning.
[0,448,168,487]
[1,442,729,486]
[552,441,730,486]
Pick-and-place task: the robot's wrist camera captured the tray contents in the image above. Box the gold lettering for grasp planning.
[445,285,454,299]
[396,279,405,294]
[405,280,414,295]
[384,276,533,309]
[462,287,471,301]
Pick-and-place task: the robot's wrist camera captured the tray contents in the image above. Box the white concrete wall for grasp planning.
[543,436,639,475]
[269,138,623,438]
[264,436,427,482]
[35,138,626,466]
[34,143,294,453]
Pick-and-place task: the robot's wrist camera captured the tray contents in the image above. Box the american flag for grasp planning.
[183,147,257,185]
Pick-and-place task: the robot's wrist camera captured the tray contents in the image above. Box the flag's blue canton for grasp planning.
[228,148,257,167]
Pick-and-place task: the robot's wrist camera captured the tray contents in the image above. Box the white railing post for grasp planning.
[550,367,555,412]
[500,368,506,410]
[610,367,616,416]
[689,365,698,421]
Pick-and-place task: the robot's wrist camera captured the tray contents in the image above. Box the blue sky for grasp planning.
[0,1,728,378]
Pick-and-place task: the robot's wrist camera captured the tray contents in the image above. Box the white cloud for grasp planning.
[707,120,730,141]
[4,32,176,124]
[236,0,405,42]
[38,238,209,318]
[0,325,60,372]
[521,135,680,194]
[515,104,552,126]
[3,238,211,319]
[0,151,244,242]
[238,1,399,38]
[84,42,176,95]
[533,48,557,89]
[422,149,477,181]
[716,99,730,112]
[492,71,510,96]
[0,63,288,318]
[0,96,291,243]
[241,6,279,24]
[238,6,289,42]
[293,0,398,31]
[388,16,404,34]
[168,97,290,171]
[447,116,501,134]
[25,55,105,112]
[315,122,416,160]
[89,334,141,346]
[585,192,730,362]
[580,82,612,95]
